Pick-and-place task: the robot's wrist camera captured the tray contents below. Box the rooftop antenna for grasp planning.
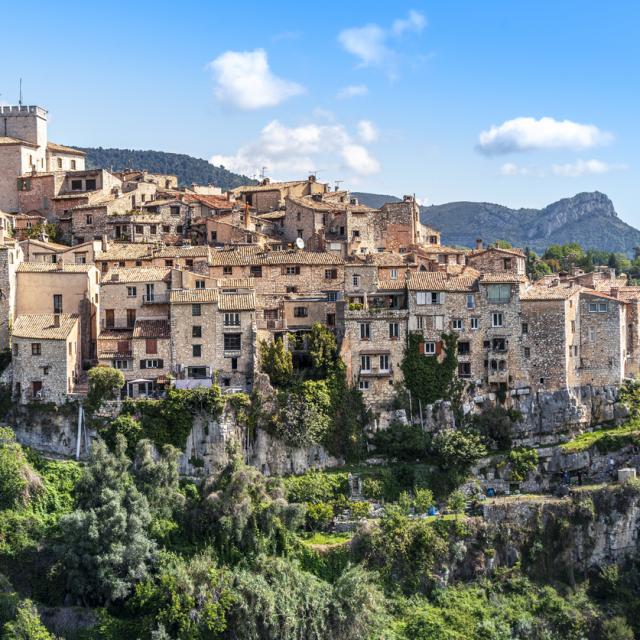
[260,166,267,179]
[18,78,22,106]
[334,180,344,191]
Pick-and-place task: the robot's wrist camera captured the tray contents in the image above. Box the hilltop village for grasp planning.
[0,103,637,418]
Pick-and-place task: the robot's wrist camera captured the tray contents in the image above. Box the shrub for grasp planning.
[370,420,428,461]
[446,490,466,514]
[349,501,371,520]
[362,478,383,500]
[284,471,348,504]
[413,488,434,514]
[259,337,293,388]
[86,366,125,413]
[307,502,334,531]
[508,447,539,482]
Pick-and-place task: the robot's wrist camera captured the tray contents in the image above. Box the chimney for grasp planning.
[611,287,619,298]
[101,234,109,252]
[56,260,63,271]
[476,238,483,251]
[308,175,316,183]
[244,203,250,230]
[52,314,60,328]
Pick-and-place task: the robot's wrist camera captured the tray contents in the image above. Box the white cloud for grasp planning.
[207,49,304,110]
[392,10,427,36]
[551,158,628,177]
[337,84,369,99]
[478,117,612,155]
[211,119,380,178]
[338,11,426,69]
[500,159,627,178]
[357,120,378,142]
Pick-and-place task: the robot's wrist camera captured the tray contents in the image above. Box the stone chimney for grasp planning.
[101,234,109,252]
[611,287,619,298]
[476,238,483,251]
[52,314,60,328]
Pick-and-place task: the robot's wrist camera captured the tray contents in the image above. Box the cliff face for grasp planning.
[354,191,640,254]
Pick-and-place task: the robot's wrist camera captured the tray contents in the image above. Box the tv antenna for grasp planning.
[260,166,268,179]
[308,169,325,179]
[334,180,344,191]
[18,78,22,106]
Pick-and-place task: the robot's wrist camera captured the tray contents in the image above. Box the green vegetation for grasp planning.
[82,146,256,190]
[561,420,640,453]
[86,366,125,413]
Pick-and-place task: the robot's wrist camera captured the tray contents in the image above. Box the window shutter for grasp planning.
[140,360,146,369]
[439,292,446,304]
[158,359,164,368]
[418,341,425,355]
[425,292,432,305]
[435,341,443,355]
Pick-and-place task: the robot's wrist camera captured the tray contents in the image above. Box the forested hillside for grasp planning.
[81,147,257,190]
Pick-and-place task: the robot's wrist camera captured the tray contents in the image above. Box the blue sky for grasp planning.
[3,1,639,224]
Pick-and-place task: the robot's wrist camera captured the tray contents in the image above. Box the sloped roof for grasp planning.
[217,277,255,289]
[103,267,171,284]
[218,292,256,311]
[170,288,218,304]
[16,263,93,273]
[0,136,37,148]
[407,271,478,292]
[133,319,170,339]
[209,249,344,266]
[13,313,78,340]
[479,273,528,284]
[153,245,211,258]
[47,142,86,156]
[97,243,155,261]
[520,285,580,301]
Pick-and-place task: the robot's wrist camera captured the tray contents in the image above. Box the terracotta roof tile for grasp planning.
[209,249,344,266]
[218,292,256,311]
[520,285,580,301]
[16,263,94,273]
[13,313,78,340]
[479,273,528,283]
[97,243,155,261]
[103,267,171,284]
[133,319,170,339]
[408,271,478,291]
[47,142,86,156]
[170,288,218,304]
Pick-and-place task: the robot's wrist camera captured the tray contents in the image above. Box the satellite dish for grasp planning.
[295,237,305,250]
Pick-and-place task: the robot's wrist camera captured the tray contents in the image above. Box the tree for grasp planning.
[307,322,338,376]
[507,447,539,481]
[601,616,634,640]
[259,338,293,388]
[2,600,54,640]
[430,428,487,472]
[56,436,156,605]
[0,427,42,510]
[86,366,125,413]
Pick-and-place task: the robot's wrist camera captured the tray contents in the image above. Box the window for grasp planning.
[71,160,76,170]
[325,269,338,280]
[31,343,41,356]
[359,323,370,340]
[492,337,507,351]
[231,357,238,370]
[195,280,205,289]
[487,284,511,303]
[390,269,398,280]
[470,317,479,330]
[379,354,390,371]
[571,320,576,333]
[457,341,470,355]
[140,359,163,369]
[352,274,360,287]
[192,344,202,357]
[85,179,96,190]
[297,229,303,238]
[224,312,240,326]
[503,258,512,270]
[57,158,63,169]
[127,309,136,328]
[296,211,301,221]
[224,333,242,351]
[424,342,436,355]
[12,343,18,356]
[466,294,475,309]
[588,327,596,342]
[127,286,137,297]
[491,312,504,328]
[286,286,298,293]
[389,322,399,339]
[170,206,180,216]
[135,225,144,235]
[71,179,82,190]
[293,306,308,318]
[524,347,531,358]
[250,266,263,278]
[192,304,201,316]
[358,380,370,390]
[105,309,115,328]
[326,291,338,302]
[458,362,472,377]
[150,225,157,235]
[360,355,371,372]
[416,292,444,305]
[284,266,300,275]
[114,360,129,370]
[188,366,208,379]
[53,294,63,314]
[162,225,170,233]
[146,339,158,354]
[86,214,93,225]
[165,259,173,267]
[452,318,463,330]
[588,302,608,312]
[522,322,528,334]
[417,316,424,330]
[190,325,202,339]
[326,313,336,326]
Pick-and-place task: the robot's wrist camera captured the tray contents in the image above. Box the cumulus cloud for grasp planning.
[337,84,369,99]
[211,119,380,178]
[207,49,304,110]
[357,120,378,143]
[499,162,539,177]
[551,159,628,177]
[338,10,426,69]
[478,117,612,155]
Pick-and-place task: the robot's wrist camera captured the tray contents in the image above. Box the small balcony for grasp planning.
[257,318,286,330]
[142,293,169,304]
[359,365,394,377]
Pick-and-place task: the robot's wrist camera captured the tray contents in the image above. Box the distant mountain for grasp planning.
[354,191,640,255]
[80,147,257,191]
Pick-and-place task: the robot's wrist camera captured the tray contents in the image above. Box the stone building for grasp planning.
[0,239,24,349]
[15,262,99,363]
[232,176,328,213]
[11,313,80,403]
